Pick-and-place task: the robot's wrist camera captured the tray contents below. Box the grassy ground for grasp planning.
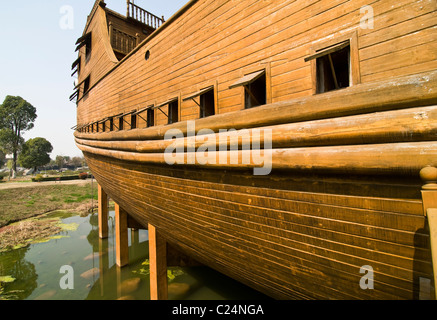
[0,181,98,228]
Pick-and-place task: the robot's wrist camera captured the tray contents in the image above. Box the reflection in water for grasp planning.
[0,246,37,300]
[0,211,269,300]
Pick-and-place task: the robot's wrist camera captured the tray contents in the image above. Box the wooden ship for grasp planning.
[72,0,437,300]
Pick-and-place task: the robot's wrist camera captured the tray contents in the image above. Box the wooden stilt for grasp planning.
[148,224,168,300]
[420,166,437,300]
[98,184,109,239]
[421,166,437,214]
[98,238,109,297]
[115,203,129,267]
[116,264,123,299]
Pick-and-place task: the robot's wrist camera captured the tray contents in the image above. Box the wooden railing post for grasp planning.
[126,0,130,18]
[135,33,140,47]
[126,1,164,28]
[420,166,437,299]
[109,22,114,47]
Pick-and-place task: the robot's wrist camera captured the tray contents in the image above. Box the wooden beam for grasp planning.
[77,140,437,176]
[76,105,437,153]
[98,184,108,239]
[148,223,168,300]
[115,203,129,267]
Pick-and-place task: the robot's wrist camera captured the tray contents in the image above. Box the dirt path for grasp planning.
[0,179,93,190]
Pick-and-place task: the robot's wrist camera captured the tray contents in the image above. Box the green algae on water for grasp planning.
[132,259,185,282]
[0,276,16,284]
[0,212,79,253]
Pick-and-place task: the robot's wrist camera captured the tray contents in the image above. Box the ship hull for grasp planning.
[72,0,437,300]
[84,151,431,300]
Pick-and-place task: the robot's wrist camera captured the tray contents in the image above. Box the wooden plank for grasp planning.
[304,41,349,62]
[229,70,265,89]
[148,224,168,300]
[183,86,214,101]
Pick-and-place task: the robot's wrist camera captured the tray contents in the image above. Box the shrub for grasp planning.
[34,174,44,182]
[78,172,88,180]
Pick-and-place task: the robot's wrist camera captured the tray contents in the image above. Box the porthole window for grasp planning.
[145,50,150,61]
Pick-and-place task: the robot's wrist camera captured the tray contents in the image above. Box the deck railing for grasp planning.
[110,24,138,56]
[127,1,165,29]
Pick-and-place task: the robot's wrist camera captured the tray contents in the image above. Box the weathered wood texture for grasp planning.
[75,0,437,127]
[86,153,432,300]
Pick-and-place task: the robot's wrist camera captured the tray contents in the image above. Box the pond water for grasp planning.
[0,211,269,300]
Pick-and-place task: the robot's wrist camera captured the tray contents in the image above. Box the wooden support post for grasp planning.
[98,184,108,239]
[420,166,437,299]
[421,166,437,215]
[427,209,437,300]
[115,203,129,267]
[148,224,168,300]
[98,238,109,297]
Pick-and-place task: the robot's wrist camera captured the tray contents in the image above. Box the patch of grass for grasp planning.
[0,182,98,228]
[63,191,97,204]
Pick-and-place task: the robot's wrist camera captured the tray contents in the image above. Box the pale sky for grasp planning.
[0,0,187,158]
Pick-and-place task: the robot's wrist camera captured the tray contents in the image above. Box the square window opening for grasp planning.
[85,36,92,60]
[83,76,91,94]
[316,44,350,94]
[200,89,215,118]
[119,117,124,131]
[147,109,155,127]
[245,73,266,109]
[131,114,137,129]
[168,100,179,125]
